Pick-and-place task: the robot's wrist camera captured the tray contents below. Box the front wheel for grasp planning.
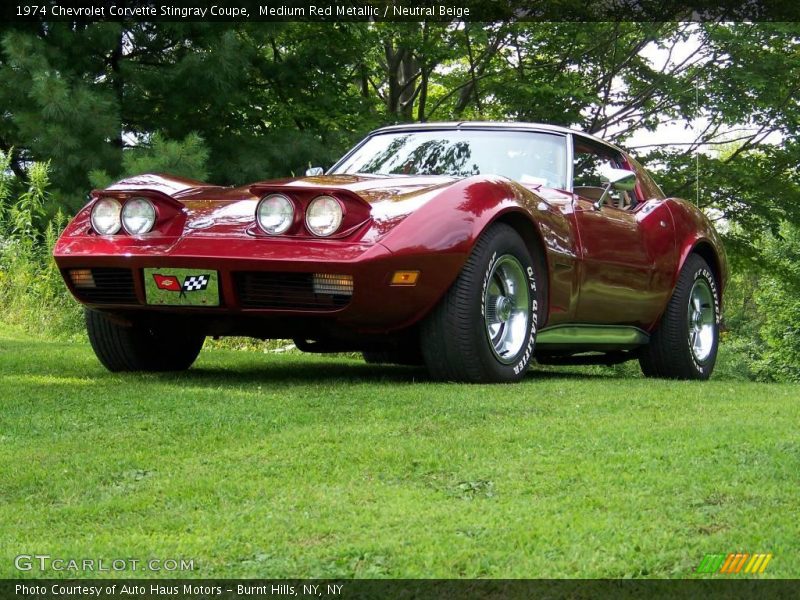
[421,223,543,383]
[639,254,720,380]
[85,309,205,372]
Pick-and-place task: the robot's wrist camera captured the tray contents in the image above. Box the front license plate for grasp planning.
[144,268,220,306]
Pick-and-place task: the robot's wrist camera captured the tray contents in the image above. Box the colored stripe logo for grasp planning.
[696,553,772,574]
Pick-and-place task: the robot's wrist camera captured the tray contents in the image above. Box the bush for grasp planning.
[0,155,83,339]
[751,224,800,381]
[712,224,800,382]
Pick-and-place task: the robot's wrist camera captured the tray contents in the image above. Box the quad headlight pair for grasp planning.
[90,197,156,235]
[256,194,343,237]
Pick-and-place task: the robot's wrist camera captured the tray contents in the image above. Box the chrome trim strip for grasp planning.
[536,324,650,346]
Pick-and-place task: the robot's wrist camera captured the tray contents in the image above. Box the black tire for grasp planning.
[362,349,424,366]
[420,223,543,383]
[85,309,205,372]
[639,254,720,380]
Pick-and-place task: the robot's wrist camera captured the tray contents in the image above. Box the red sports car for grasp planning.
[54,122,726,383]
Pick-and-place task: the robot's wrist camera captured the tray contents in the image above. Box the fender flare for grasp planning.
[666,198,728,304]
[379,175,573,325]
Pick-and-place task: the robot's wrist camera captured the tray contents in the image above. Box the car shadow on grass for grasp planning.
[177,362,432,385]
[0,337,634,385]
[150,361,629,386]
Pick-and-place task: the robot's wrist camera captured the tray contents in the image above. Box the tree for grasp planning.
[0,23,122,206]
[2,19,800,263]
[0,22,378,208]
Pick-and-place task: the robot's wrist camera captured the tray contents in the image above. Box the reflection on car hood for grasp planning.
[108,172,458,204]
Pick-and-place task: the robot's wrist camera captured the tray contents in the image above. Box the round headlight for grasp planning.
[257,194,294,235]
[306,195,343,237]
[90,197,122,235]
[121,197,157,235]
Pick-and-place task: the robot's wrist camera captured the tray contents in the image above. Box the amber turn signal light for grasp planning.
[390,270,420,286]
[312,273,354,296]
[69,269,96,288]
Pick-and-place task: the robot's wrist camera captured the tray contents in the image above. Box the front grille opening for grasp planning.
[234,272,352,310]
[68,268,138,304]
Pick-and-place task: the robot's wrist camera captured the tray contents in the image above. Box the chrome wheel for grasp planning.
[484,255,530,364]
[688,278,715,363]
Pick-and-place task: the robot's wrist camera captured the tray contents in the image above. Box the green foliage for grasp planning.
[121,132,209,181]
[0,156,82,338]
[714,270,760,381]
[2,21,797,243]
[751,224,800,381]
[0,25,122,208]
[0,148,12,226]
[712,222,800,382]
[90,132,210,188]
[8,161,48,236]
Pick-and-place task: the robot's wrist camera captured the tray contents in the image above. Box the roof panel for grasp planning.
[370,121,626,153]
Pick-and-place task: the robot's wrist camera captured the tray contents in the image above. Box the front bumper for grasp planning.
[53,234,464,334]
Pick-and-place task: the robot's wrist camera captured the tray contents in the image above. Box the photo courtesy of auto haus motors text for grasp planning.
[15,583,345,597]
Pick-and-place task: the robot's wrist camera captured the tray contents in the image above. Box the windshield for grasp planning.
[333,129,567,189]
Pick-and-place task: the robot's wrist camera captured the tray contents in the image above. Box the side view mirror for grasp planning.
[594,168,637,209]
[305,167,324,177]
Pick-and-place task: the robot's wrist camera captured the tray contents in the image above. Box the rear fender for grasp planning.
[665,199,728,317]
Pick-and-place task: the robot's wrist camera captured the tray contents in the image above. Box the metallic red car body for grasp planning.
[54,122,727,381]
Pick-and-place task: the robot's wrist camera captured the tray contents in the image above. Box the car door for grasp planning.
[570,136,671,328]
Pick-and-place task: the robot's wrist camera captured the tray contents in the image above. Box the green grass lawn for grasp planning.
[1,327,798,579]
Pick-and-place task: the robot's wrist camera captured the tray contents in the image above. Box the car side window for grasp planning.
[628,156,665,201]
[572,140,633,209]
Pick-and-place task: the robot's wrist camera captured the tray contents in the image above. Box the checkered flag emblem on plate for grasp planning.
[182,275,210,292]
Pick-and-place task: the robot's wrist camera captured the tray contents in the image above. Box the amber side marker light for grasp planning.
[69,269,96,288]
[391,271,420,286]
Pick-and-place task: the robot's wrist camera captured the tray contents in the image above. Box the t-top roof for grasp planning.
[370,121,626,153]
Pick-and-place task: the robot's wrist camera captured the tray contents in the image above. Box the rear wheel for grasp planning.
[85,309,205,372]
[639,254,720,379]
[421,223,543,383]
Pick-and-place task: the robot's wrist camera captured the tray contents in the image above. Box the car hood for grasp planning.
[108,172,456,205]
[248,173,460,206]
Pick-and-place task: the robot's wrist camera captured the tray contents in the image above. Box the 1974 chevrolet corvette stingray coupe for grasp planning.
[54,122,726,383]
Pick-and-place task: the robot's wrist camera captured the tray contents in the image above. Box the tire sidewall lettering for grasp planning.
[512,260,538,375]
[688,267,719,374]
[480,246,538,377]
[481,251,498,320]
